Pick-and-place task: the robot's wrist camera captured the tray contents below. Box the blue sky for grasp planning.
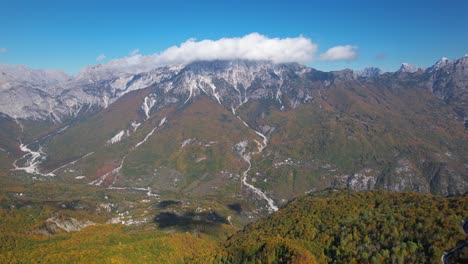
[0,0,467,74]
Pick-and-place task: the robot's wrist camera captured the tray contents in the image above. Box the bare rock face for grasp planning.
[427,55,468,104]
[331,157,467,196]
[1,56,466,122]
[44,215,95,234]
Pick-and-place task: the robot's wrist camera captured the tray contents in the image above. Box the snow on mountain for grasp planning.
[107,130,127,145]
[141,95,157,119]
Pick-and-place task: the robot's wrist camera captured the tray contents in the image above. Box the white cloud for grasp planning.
[82,33,357,76]
[320,45,358,61]
[96,54,106,61]
[101,33,318,73]
[0,47,7,53]
[129,49,140,56]
[154,33,317,65]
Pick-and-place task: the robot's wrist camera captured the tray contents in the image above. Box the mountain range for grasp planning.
[0,55,467,215]
[1,56,466,121]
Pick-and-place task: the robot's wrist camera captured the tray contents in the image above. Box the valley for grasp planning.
[0,56,467,263]
[2,1,468,262]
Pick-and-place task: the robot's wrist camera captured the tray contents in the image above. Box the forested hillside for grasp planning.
[205,190,467,264]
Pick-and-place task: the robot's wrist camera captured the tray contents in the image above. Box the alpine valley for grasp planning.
[0,56,467,263]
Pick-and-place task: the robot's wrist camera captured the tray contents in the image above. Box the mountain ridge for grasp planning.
[1,55,466,121]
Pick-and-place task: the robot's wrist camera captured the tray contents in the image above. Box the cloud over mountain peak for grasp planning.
[82,33,358,75]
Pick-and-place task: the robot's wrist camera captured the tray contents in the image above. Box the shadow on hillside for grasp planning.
[227,203,242,214]
[155,200,182,209]
[154,210,228,233]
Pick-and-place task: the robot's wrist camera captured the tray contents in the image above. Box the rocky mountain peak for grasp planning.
[354,67,382,78]
[398,63,420,73]
[426,57,450,73]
